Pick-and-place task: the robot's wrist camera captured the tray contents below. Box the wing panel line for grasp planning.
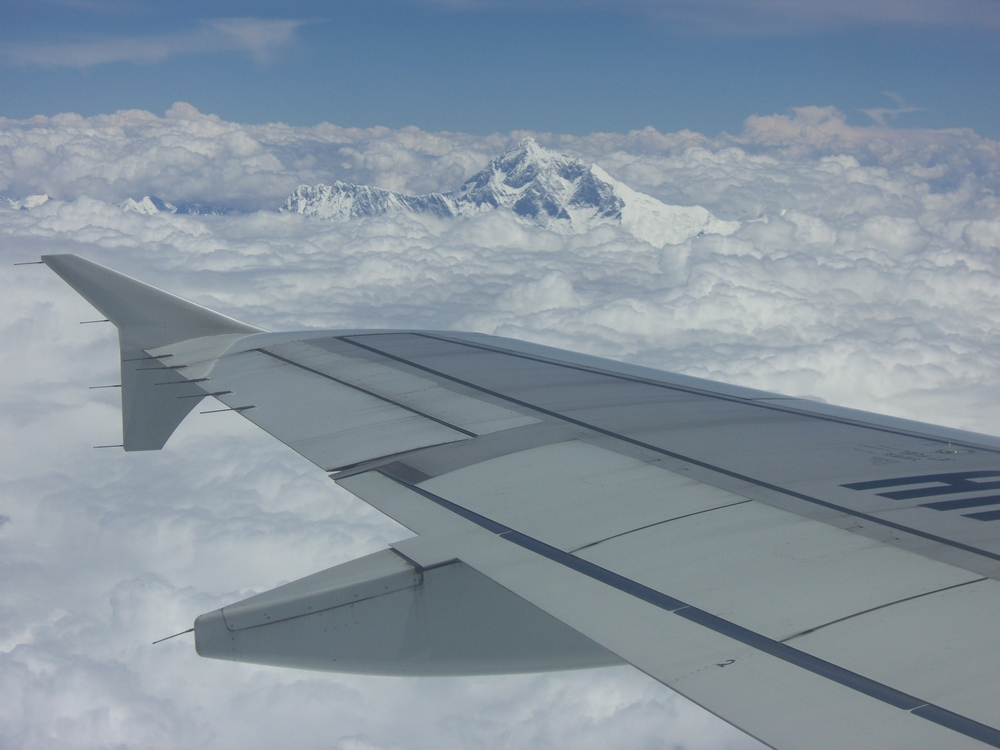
[339,335,1000,567]
[406,332,1000,454]
[567,499,754,554]
[376,467,1000,748]
[255,347,478,438]
[780,576,987,643]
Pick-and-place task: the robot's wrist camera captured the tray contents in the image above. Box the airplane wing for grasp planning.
[43,254,1000,750]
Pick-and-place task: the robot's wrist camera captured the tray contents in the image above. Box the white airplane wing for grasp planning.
[43,254,1000,749]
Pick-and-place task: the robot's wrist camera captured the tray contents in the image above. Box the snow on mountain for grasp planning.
[448,137,625,231]
[1,194,50,210]
[611,175,740,247]
[281,138,739,246]
[282,183,455,221]
[119,196,236,215]
[120,196,175,215]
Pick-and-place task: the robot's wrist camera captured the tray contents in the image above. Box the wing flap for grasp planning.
[575,499,980,641]
[664,644,991,750]
[391,439,1000,738]
[410,439,980,640]
[418,440,747,551]
[791,579,1000,729]
[342,468,999,749]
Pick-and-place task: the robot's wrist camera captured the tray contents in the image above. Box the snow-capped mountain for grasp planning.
[283,183,456,221]
[119,196,174,215]
[1,194,50,210]
[282,138,739,246]
[119,196,235,215]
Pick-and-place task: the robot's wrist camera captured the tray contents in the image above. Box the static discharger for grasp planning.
[79,319,110,324]
[201,405,256,414]
[93,444,124,449]
[89,384,122,389]
[152,627,194,645]
[178,390,232,399]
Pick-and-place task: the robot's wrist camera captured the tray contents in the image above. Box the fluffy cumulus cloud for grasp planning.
[1,103,999,750]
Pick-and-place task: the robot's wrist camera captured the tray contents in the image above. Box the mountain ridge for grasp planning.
[282,138,739,246]
[1,194,50,210]
[119,196,236,216]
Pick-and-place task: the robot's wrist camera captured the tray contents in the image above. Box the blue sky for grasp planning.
[1,0,998,137]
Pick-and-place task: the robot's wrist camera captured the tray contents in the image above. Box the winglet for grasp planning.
[42,254,267,451]
[41,254,263,349]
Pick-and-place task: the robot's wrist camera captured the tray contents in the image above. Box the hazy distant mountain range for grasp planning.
[1,194,49,210]
[10,139,739,247]
[281,138,739,246]
[118,196,235,216]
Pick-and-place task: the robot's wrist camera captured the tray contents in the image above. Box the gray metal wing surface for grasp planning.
[43,254,1000,749]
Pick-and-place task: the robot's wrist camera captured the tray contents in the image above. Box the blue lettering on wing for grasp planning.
[842,471,1000,521]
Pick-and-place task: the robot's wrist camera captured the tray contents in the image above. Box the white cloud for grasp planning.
[2,105,1000,749]
[0,18,305,68]
[860,92,925,128]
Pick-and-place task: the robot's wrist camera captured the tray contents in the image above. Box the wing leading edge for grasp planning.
[44,255,1000,749]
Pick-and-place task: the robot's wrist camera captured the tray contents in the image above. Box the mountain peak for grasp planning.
[506,136,547,162]
[453,139,614,227]
[120,196,175,215]
[479,137,576,180]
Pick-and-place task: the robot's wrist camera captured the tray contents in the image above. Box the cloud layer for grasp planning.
[2,104,999,749]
